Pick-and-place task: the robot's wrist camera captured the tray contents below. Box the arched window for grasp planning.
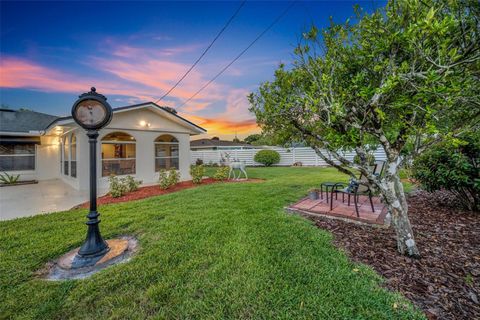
[63,136,69,175]
[101,132,136,176]
[155,134,179,171]
[70,134,77,178]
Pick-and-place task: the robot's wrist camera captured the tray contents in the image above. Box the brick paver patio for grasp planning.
[287,193,388,226]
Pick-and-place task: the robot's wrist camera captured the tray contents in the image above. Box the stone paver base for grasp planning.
[41,236,138,280]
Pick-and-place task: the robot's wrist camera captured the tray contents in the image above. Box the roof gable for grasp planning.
[48,102,206,135]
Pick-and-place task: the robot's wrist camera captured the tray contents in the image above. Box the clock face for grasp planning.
[74,99,107,127]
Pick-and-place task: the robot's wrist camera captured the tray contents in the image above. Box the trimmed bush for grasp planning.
[122,175,142,192]
[213,166,229,181]
[254,150,280,167]
[190,165,205,184]
[158,169,180,189]
[412,136,479,211]
[109,175,141,197]
[109,175,127,198]
[168,168,180,186]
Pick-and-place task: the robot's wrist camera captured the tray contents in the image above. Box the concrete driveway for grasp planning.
[0,180,92,221]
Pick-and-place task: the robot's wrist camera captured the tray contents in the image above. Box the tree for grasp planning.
[244,134,262,144]
[249,0,480,257]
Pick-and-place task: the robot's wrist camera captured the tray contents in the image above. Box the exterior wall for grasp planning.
[94,128,191,191]
[37,135,61,181]
[4,107,200,190]
[69,108,196,191]
[2,135,60,182]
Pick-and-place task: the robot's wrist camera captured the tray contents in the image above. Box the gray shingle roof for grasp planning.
[0,109,59,133]
[190,138,251,147]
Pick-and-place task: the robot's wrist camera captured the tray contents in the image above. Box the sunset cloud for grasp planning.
[184,113,259,137]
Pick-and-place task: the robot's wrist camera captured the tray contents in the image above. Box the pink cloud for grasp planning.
[0,54,260,137]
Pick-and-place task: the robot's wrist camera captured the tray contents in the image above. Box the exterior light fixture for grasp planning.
[70,87,113,267]
[139,120,150,127]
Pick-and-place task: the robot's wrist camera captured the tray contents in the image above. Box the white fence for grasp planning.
[191,147,386,167]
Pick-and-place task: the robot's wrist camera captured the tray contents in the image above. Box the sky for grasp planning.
[0,1,382,139]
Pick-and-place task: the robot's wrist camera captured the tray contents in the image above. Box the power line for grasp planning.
[154,1,246,104]
[179,1,296,109]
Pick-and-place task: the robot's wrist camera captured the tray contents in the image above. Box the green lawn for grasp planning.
[0,167,422,319]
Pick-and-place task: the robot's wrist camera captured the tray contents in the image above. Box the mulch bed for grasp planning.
[304,190,480,319]
[75,178,263,209]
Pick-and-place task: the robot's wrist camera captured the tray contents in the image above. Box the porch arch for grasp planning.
[101,131,136,176]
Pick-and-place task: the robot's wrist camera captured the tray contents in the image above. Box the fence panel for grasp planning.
[191,146,386,167]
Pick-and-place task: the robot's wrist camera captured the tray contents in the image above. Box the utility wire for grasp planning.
[154,1,246,104]
[179,1,296,109]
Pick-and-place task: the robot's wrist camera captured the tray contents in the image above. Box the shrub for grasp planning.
[158,170,170,189]
[168,168,180,186]
[196,158,204,165]
[109,175,127,198]
[254,150,280,166]
[412,136,479,211]
[122,175,142,193]
[158,169,180,189]
[190,165,205,184]
[213,166,229,181]
[0,172,20,184]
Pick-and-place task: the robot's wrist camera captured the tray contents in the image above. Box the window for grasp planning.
[0,142,36,171]
[63,136,69,175]
[155,135,179,171]
[70,134,77,178]
[101,132,136,176]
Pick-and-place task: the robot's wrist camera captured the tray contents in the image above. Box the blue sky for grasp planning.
[0,1,382,138]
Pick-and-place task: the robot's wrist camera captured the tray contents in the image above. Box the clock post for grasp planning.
[71,87,113,267]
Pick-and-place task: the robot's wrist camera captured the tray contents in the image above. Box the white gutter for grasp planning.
[0,131,45,136]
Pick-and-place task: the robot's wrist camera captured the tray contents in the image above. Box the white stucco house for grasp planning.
[0,103,206,191]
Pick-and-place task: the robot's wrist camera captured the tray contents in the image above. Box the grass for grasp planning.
[0,167,422,319]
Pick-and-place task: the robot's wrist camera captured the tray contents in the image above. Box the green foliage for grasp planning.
[190,165,205,184]
[122,175,142,193]
[249,0,479,162]
[168,168,180,186]
[213,166,229,181]
[195,158,203,165]
[353,154,376,166]
[413,135,480,211]
[0,172,20,184]
[254,150,280,166]
[109,175,141,197]
[109,175,127,198]
[158,169,180,189]
[244,134,262,144]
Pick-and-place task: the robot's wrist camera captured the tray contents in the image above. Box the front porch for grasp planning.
[0,180,107,220]
[287,193,389,226]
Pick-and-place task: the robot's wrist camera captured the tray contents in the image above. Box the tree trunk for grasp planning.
[381,161,421,258]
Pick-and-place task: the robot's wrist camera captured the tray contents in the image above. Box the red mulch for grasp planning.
[75,178,262,209]
[304,190,480,319]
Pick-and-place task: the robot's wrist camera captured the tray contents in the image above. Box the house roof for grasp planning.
[47,102,206,134]
[0,108,59,134]
[190,138,251,148]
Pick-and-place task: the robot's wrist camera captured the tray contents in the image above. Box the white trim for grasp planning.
[102,157,136,160]
[102,140,136,144]
[0,131,43,136]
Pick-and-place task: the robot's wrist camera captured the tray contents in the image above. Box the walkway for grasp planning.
[1,180,93,221]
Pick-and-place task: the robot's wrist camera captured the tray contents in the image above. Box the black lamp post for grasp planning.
[71,87,113,266]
